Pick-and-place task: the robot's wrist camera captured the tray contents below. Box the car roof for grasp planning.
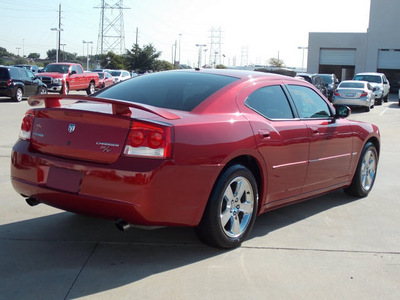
[355,72,384,76]
[182,68,290,80]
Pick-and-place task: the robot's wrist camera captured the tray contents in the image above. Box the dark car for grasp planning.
[296,73,328,98]
[319,73,339,101]
[0,66,47,102]
[11,70,380,248]
[14,64,40,73]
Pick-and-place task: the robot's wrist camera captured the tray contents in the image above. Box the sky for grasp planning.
[0,0,371,68]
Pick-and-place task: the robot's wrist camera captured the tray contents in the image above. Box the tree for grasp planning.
[126,43,161,72]
[216,64,227,69]
[268,58,285,67]
[97,52,125,69]
[153,60,172,71]
[28,53,40,59]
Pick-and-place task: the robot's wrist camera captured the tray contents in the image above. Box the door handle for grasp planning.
[259,129,271,140]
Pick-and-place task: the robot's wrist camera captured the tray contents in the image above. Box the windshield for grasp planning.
[319,75,333,84]
[110,71,121,76]
[354,75,381,83]
[94,71,239,111]
[43,64,69,74]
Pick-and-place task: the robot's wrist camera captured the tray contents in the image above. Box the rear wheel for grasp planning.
[344,142,378,197]
[86,81,95,95]
[12,87,23,102]
[195,164,258,248]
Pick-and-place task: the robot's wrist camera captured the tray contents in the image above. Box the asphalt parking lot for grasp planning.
[1,93,399,300]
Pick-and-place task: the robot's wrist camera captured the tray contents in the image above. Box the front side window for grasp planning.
[245,85,294,119]
[287,85,331,119]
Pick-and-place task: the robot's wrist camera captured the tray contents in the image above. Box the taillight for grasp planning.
[334,91,340,96]
[123,121,172,159]
[19,110,35,140]
[6,79,12,87]
[360,92,368,97]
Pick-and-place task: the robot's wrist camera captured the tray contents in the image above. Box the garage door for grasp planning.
[378,49,400,69]
[320,49,356,66]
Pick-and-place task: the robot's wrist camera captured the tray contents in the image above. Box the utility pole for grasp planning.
[95,1,130,55]
[58,3,61,63]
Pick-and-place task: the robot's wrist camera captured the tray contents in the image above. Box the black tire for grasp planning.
[12,87,23,102]
[195,164,258,248]
[376,97,382,105]
[38,86,47,95]
[364,106,370,112]
[383,94,388,102]
[86,82,95,95]
[61,83,69,95]
[344,142,378,197]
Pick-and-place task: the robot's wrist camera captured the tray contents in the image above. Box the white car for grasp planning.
[353,72,390,105]
[110,70,131,83]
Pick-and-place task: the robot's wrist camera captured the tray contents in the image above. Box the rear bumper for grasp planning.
[11,140,218,226]
[332,98,371,107]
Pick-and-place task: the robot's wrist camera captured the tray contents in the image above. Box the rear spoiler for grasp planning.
[28,94,181,120]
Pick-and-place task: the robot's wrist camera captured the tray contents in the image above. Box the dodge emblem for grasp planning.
[68,124,76,133]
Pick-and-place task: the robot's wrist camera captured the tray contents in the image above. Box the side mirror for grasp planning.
[70,70,77,75]
[334,104,351,118]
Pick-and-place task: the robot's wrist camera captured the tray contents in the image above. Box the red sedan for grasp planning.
[11,69,380,248]
[95,71,114,89]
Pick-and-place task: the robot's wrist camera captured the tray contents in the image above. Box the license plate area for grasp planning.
[46,167,82,193]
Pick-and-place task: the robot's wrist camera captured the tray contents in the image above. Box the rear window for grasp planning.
[339,82,365,88]
[95,71,239,111]
[354,75,381,83]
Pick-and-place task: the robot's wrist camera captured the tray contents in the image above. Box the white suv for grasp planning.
[353,72,390,105]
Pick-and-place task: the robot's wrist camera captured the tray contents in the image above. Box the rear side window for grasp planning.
[95,71,239,111]
[245,85,294,119]
[9,68,22,80]
[0,68,10,80]
[287,85,331,119]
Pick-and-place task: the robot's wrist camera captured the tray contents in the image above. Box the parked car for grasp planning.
[333,80,375,112]
[0,66,47,102]
[353,72,390,105]
[95,71,114,89]
[398,88,400,106]
[14,64,39,73]
[38,63,99,95]
[319,73,339,101]
[110,69,131,83]
[11,70,380,248]
[296,73,328,98]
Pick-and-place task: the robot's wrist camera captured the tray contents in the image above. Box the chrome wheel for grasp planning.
[220,176,254,238]
[360,148,377,192]
[13,88,23,102]
[344,142,378,197]
[196,164,258,248]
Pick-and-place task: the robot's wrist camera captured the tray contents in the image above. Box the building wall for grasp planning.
[308,32,368,74]
[308,0,400,78]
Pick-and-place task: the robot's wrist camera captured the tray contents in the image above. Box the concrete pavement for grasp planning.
[0,94,399,300]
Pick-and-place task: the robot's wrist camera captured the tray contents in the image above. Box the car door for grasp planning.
[20,69,36,96]
[237,81,310,203]
[286,84,353,193]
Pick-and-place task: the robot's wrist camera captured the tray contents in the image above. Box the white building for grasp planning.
[307,0,400,89]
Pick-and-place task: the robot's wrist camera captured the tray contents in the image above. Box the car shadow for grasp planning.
[1,189,360,299]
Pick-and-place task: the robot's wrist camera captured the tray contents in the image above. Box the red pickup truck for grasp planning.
[38,63,99,95]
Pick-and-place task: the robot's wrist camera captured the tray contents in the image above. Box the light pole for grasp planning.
[298,46,308,71]
[196,44,207,68]
[16,47,21,56]
[83,40,93,70]
[51,27,63,63]
[178,33,182,67]
[60,43,66,61]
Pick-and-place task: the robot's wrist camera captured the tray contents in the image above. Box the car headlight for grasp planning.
[53,78,62,84]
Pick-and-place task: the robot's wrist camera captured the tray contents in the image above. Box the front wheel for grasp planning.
[12,87,23,102]
[344,142,378,197]
[195,164,258,248]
